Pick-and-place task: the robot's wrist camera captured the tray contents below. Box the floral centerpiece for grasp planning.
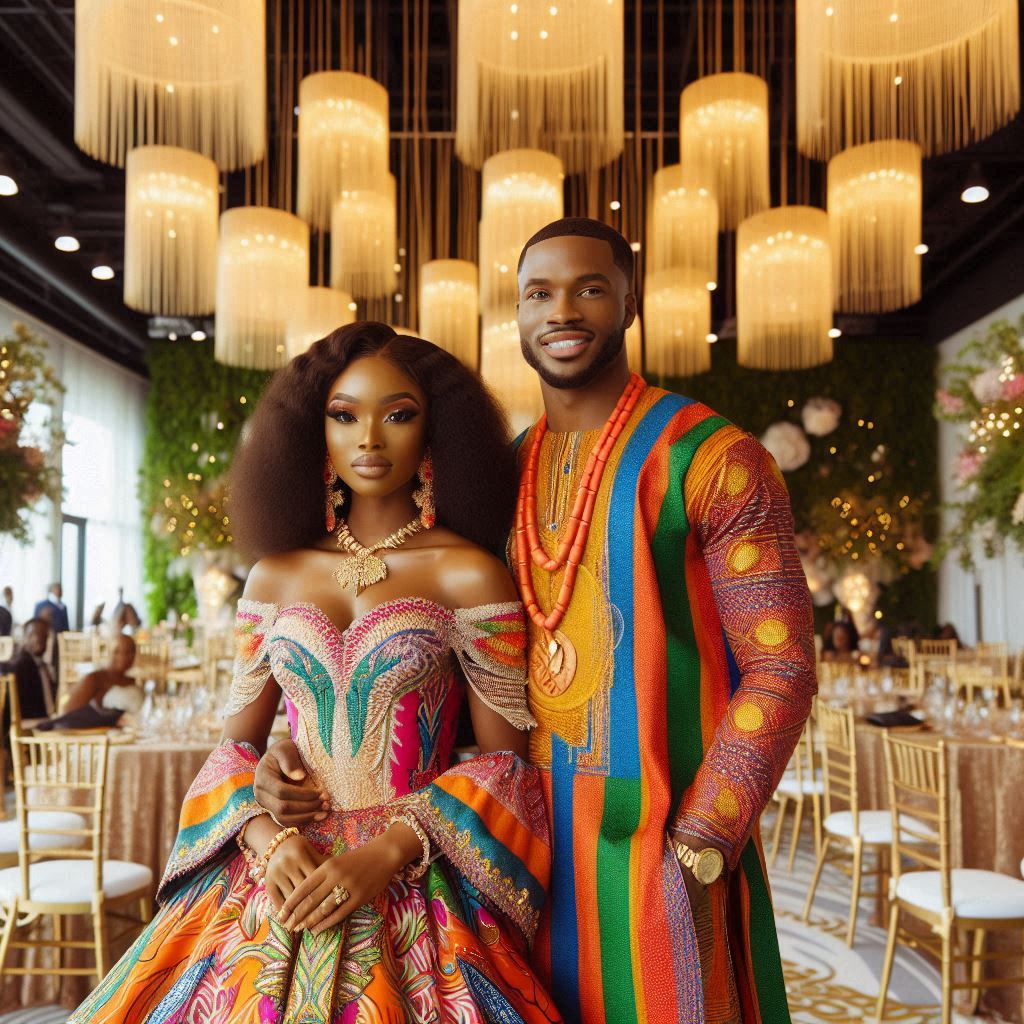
[934,315,1024,569]
[0,322,65,542]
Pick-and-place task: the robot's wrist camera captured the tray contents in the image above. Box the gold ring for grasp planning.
[332,884,349,906]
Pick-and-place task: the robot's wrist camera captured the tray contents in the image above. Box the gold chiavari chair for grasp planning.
[916,639,958,661]
[0,638,13,662]
[769,714,823,872]
[974,642,1009,679]
[0,729,152,986]
[56,632,95,697]
[876,734,1024,1023]
[952,665,1013,707]
[130,638,170,689]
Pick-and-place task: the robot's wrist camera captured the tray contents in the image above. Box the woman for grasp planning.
[70,324,560,1024]
[820,619,860,664]
[60,634,141,714]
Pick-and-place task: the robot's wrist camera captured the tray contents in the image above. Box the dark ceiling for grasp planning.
[1,0,1022,377]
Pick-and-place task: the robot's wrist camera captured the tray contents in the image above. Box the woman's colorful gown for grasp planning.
[68,597,561,1024]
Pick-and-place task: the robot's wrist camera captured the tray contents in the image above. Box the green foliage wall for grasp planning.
[668,335,939,630]
[140,340,268,623]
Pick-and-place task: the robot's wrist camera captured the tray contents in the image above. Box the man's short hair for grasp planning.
[517,217,635,284]
[23,617,48,632]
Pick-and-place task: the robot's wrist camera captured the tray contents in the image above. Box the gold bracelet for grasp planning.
[389,814,430,882]
[255,825,299,878]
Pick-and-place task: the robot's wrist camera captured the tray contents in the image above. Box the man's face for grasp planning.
[24,621,49,657]
[517,235,636,390]
[51,584,62,600]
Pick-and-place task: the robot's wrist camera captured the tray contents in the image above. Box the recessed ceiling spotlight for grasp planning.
[960,162,989,204]
[55,235,80,252]
[914,243,929,255]
[191,330,207,341]
[705,332,718,344]
[828,327,842,338]
[91,264,114,280]
[0,175,17,197]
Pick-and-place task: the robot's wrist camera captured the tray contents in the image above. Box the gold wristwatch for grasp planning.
[674,840,725,886]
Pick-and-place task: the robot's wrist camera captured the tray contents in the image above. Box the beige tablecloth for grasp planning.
[856,726,1024,1022]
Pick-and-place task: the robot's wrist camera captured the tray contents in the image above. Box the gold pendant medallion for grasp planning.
[529,628,577,699]
[333,553,388,594]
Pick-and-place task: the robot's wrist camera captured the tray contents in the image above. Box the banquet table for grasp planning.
[855,723,1024,1022]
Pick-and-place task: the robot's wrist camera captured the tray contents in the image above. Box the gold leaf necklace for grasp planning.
[334,517,424,594]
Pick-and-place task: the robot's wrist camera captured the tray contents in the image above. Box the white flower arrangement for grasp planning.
[760,421,811,473]
[801,396,842,437]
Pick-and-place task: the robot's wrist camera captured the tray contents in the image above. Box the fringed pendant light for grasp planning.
[642,269,712,378]
[646,164,719,287]
[479,149,564,316]
[330,174,398,299]
[456,0,624,173]
[285,286,356,360]
[215,207,309,369]
[74,0,266,169]
[418,260,480,369]
[296,72,389,231]
[480,313,542,435]
[737,206,834,370]
[680,73,770,231]
[797,0,1021,158]
[123,145,218,315]
[828,140,922,313]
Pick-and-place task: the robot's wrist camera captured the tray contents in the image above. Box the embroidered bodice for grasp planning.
[227,597,533,810]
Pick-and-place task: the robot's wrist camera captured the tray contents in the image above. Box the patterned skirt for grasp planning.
[67,849,561,1024]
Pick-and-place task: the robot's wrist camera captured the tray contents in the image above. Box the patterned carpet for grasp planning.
[0,817,1008,1023]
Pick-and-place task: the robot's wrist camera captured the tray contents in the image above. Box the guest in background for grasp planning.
[822,619,860,664]
[34,582,69,634]
[1,617,56,724]
[109,587,141,635]
[0,586,12,637]
[61,634,141,715]
[935,622,965,649]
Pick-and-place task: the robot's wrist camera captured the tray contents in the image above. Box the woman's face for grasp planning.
[324,355,428,502]
[833,624,855,653]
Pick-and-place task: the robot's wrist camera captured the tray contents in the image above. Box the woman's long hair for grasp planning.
[230,322,518,559]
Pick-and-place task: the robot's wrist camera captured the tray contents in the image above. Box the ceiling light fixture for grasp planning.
[0,175,17,197]
[191,329,207,341]
[960,162,989,204]
[828,327,842,338]
[914,243,929,255]
[91,264,115,280]
[55,235,80,252]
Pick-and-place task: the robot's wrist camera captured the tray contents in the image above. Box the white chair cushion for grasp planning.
[1020,857,1024,880]
[824,810,933,845]
[777,778,824,797]
[0,859,152,904]
[0,813,89,854]
[895,869,1024,920]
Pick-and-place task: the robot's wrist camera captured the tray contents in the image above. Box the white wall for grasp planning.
[0,299,148,631]
[936,293,1024,646]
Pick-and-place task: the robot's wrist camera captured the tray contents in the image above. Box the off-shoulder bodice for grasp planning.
[227,596,532,810]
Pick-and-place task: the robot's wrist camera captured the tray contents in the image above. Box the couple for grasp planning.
[70,219,815,1024]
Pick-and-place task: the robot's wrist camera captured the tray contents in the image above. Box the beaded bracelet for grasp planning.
[251,825,299,881]
[389,814,430,882]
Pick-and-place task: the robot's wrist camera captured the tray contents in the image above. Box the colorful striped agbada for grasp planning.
[518,383,817,1024]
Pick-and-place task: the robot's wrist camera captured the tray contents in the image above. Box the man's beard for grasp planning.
[520,323,626,391]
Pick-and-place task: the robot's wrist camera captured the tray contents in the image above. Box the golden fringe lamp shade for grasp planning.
[74,0,266,169]
[123,145,218,315]
[796,0,1021,158]
[646,165,719,285]
[456,0,624,173]
[479,149,564,315]
[215,207,310,370]
[737,206,834,370]
[680,73,770,231]
[480,313,542,435]
[285,286,356,360]
[419,260,480,369]
[330,174,398,299]
[828,140,922,313]
[297,72,389,231]
[642,269,712,378]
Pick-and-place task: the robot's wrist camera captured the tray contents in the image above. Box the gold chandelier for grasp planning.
[797,0,1021,158]
[418,260,480,369]
[123,146,218,316]
[480,313,542,434]
[285,286,356,360]
[215,207,310,369]
[646,164,719,287]
[456,0,624,173]
[479,149,564,316]
[737,206,834,370]
[642,269,712,378]
[296,72,389,232]
[330,174,398,299]
[74,0,266,169]
[680,73,770,231]
[828,140,922,313]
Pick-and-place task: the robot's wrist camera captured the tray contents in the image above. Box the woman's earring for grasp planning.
[324,456,344,532]
[413,450,436,529]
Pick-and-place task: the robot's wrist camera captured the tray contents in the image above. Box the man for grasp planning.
[0,586,12,637]
[1,617,57,723]
[34,582,70,634]
[253,219,816,1023]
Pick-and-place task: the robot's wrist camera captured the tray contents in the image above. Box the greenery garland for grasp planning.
[140,339,267,623]
[0,322,65,542]
[933,315,1024,569]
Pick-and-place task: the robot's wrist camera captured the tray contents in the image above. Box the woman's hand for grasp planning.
[263,835,325,913]
[279,831,412,937]
[254,738,330,827]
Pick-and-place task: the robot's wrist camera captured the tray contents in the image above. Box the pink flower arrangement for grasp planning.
[935,389,964,414]
[954,449,985,486]
[1003,374,1024,401]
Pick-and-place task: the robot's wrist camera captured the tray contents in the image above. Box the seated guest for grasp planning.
[935,622,966,649]
[61,634,142,715]
[0,617,56,725]
[0,587,11,638]
[821,619,860,664]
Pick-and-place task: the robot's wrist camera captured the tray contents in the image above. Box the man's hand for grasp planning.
[254,738,329,826]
